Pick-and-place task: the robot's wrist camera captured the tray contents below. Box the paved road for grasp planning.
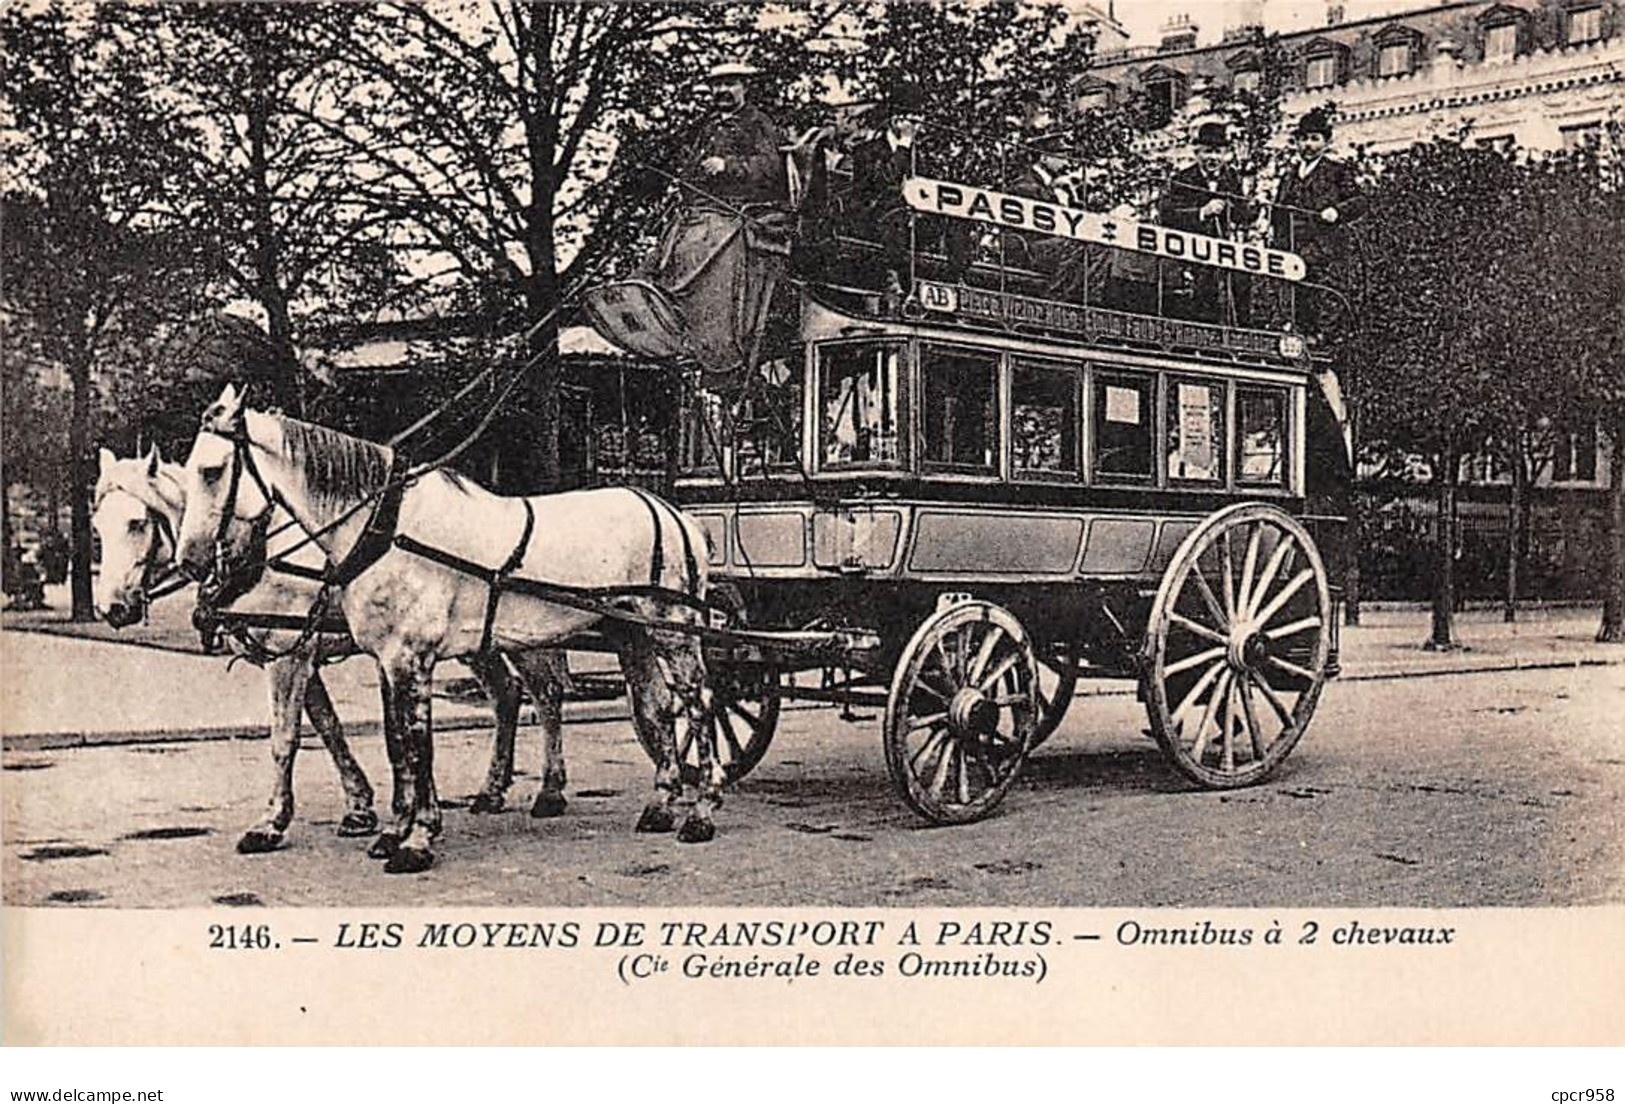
[5,663,1622,908]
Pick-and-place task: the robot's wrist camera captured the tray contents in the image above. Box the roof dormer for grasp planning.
[1371,22,1424,76]
[1299,35,1350,89]
[1475,3,1531,61]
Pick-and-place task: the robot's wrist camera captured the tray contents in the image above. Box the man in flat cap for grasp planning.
[1272,107,1366,335]
[685,60,789,209]
[1161,119,1253,324]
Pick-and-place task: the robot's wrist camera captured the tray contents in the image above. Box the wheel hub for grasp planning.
[948,688,999,737]
[1227,621,1270,670]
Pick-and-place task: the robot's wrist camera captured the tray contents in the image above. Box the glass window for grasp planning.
[921,346,999,473]
[819,342,904,469]
[1306,55,1337,89]
[1012,359,1079,478]
[1237,387,1288,486]
[1569,6,1603,45]
[679,390,725,476]
[1562,123,1602,151]
[1165,378,1227,483]
[735,357,803,478]
[1233,68,1261,94]
[1378,42,1412,75]
[1484,22,1519,60]
[1092,370,1156,480]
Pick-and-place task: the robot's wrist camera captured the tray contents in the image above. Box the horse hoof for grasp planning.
[635,804,676,834]
[530,793,568,819]
[469,792,506,815]
[337,811,379,837]
[367,832,402,859]
[383,846,434,875]
[236,829,283,855]
[677,816,716,844]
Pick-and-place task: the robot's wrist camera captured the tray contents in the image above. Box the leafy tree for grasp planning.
[2,3,206,619]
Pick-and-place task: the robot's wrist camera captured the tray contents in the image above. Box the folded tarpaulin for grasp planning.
[583,205,791,386]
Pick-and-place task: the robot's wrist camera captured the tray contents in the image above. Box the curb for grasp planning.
[6,653,1617,752]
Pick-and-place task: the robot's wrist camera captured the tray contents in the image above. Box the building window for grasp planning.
[1377,42,1413,76]
[1568,6,1604,45]
[1145,78,1179,116]
[1562,123,1602,150]
[1553,423,1599,483]
[819,342,904,469]
[1165,378,1226,483]
[1305,55,1338,89]
[1012,359,1078,478]
[1233,68,1262,94]
[1484,21,1520,60]
[921,345,999,474]
[1093,370,1156,480]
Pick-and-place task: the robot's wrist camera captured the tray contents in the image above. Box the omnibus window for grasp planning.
[1012,359,1078,477]
[680,390,724,476]
[1166,378,1226,483]
[819,343,903,468]
[922,345,998,474]
[736,357,803,478]
[1093,370,1156,479]
[1238,387,1288,486]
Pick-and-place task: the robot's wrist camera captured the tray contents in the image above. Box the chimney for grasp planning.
[1159,12,1199,50]
[1326,2,1345,25]
[1221,0,1265,42]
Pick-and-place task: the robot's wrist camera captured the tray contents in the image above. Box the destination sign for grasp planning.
[914,280,1289,360]
[902,176,1307,282]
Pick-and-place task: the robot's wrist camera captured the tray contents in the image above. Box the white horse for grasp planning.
[173,384,717,874]
[93,445,573,856]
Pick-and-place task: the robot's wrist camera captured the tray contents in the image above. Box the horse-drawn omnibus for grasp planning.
[589,153,1351,826]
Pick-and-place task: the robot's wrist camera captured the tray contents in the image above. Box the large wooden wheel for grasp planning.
[1031,641,1080,747]
[678,663,782,786]
[1142,503,1332,789]
[883,599,1040,825]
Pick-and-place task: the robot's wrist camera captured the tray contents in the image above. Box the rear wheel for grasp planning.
[1032,641,1080,747]
[883,599,1039,824]
[678,664,781,786]
[1142,503,1332,788]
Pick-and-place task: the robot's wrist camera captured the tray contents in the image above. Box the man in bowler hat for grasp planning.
[1161,119,1253,324]
[1272,107,1366,335]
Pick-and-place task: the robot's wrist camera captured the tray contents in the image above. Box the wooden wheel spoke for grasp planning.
[1237,525,1262,620]
[1222,679,1237,772]
[1253,567,1316,628]
[1253,672,1295,726]
[910,725,950,776]
[716,711,745,761]
[907,711,949,733]
[1246,530,1295,620]
[1189,563,1230,628]
[1170,659,1227,730]
[968,623,1006,685]
[931,638,959,689]
[1239,675,1267,760]
[956,746,972,804]
[955,623,973,682]
[1220,529,1238,618]
[1263,615,1322,641]
[1164,644,1227,678]
[1264,654,1318,683]
[989,692,1031,708]
[1190,669,1231,761]
[976,648,1022,694]
[928,734,958,798]
[1170,610,1228,646]
[913,673,951,704]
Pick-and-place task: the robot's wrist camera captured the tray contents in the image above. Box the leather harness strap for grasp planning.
[478,499,536,654]
[326,462,406,587]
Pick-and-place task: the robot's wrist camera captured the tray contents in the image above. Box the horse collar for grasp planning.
[325,458,405,587]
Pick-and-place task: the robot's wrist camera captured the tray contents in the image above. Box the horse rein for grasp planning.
[94,479,185,608]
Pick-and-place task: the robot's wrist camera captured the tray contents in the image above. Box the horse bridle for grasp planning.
[93,480,187,607]
[189,421,278,597]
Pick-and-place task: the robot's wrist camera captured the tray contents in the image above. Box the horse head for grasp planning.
[175,383,273,602]
[92,445,180,628]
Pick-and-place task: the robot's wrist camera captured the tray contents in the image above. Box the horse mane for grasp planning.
[271,415,394,519]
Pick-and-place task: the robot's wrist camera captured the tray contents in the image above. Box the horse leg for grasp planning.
[511,649,568,818]
[237,653,311,854]
[621,636,681,834]
[367,673,413,860]
[662,635,720,845]
[385,659,440,875]
[465,652,520,814]
[304,669,378,837]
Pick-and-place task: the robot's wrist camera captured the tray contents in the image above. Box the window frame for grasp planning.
[1305,53,1339,89]
[917,341,1003,479]
[815,338,910,475]
[1164,374,1230,487]
[1377,40,1413,76]
[1482,21,1520,61]
[1568,5,1605,45]
[1235,384,1294,490]
[1009,355,1082,484]
[1089,365,1160,486]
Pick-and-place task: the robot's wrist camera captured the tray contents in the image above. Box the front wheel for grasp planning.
[883,599,1040,825]
[1142,503,1332,789]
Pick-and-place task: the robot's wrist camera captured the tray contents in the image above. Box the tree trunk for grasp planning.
[1427,449,1458,650]
[247,22,301,415]
[68,350,94,621]
[1599,413,1625,643]
[1504,447,1526,623]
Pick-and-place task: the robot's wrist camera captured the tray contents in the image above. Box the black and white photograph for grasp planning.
[2,0,1622,1052]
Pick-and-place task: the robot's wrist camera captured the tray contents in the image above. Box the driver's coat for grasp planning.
[338,471,705,665]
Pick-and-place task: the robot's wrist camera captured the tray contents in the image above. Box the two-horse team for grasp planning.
[95,383,724,874]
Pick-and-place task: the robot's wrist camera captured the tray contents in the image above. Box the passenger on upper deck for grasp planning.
[1271,108,1367,337]
[1161,120,1254,326]
[1008,129,1091,301]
